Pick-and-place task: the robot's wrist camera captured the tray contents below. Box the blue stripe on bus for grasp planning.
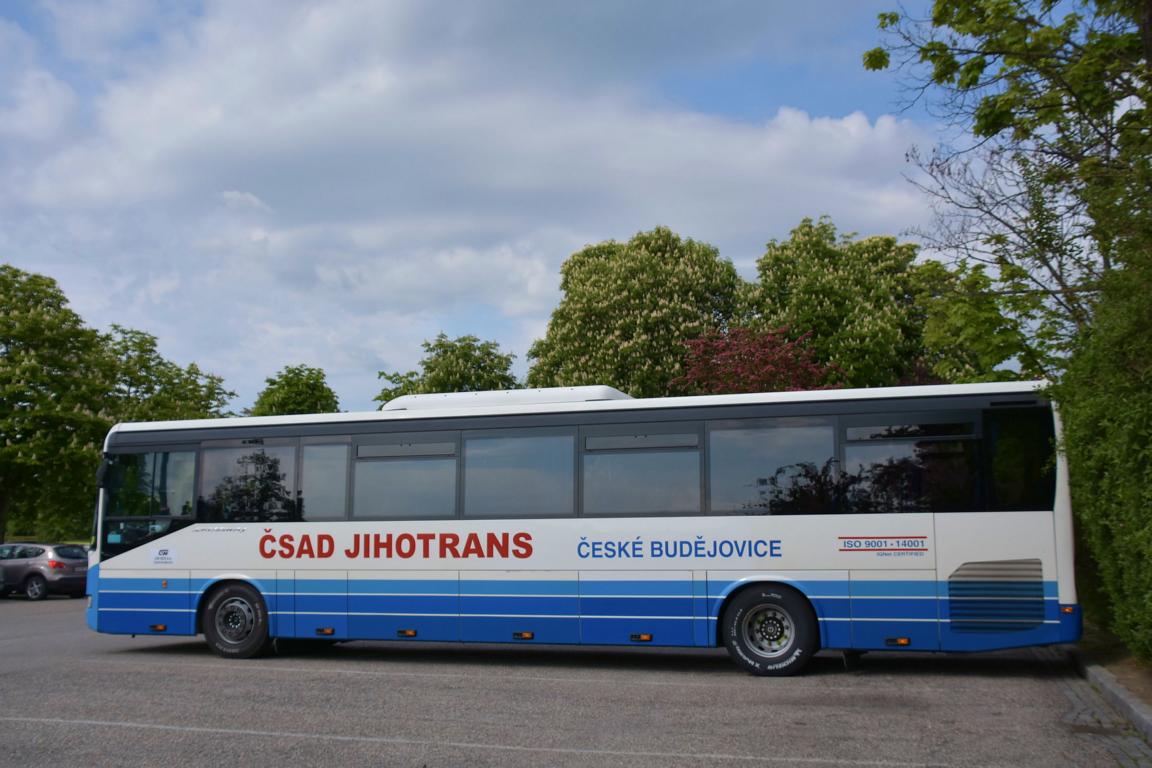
[581,617,696,646]
[350,595,459,615]
[100,577,193,592]
[579,596,694,618]
[851,598,940,621]
[462,616,580,644]
[579,580,692,597]
[464,580,580,596]
[349,579,457,595]
[92,575,1068,650]
[462,596,580,616]
[99,591,191,611]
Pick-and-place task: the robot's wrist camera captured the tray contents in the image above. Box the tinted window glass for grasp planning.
[846,422,974,440]
[353,458,456,519]
[106,452,196,517]
[54,546,87,560]
[984,407,1056,510]
[102,518,193,559]
[709,419,836,515]
[584,451,701,515]
[200,446,297,523]
[464,433,575,517]
[843,440,976,513]
[301,444,348,520]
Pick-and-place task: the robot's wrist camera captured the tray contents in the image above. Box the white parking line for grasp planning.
[0,716,952,767]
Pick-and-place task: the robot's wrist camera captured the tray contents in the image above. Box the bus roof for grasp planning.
[107,380,1048,439]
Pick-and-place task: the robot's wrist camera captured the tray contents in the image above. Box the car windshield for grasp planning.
[54,546,87,560]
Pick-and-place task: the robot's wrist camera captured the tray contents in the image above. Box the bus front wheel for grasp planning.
[721,586,817,676]
[203,583,271,659]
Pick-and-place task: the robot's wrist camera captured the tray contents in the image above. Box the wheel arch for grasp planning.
[194,576,271,635]
[714,579,821,649]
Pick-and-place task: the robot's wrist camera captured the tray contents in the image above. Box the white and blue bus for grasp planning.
[86,381,1080,675]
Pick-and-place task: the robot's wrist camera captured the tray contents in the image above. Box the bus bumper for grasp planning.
[86,564,100,631]
[1059,604,1083,643]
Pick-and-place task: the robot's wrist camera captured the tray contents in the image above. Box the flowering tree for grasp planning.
[527,226,740,397]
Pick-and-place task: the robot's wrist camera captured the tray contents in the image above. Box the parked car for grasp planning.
[0,543,88,600]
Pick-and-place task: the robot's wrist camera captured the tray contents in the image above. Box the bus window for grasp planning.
[984,408,1056,510]
[842,415,978,513]
[463,430,575,518]
[709,418,835,515]
[199,445,297,523]
[105,451,196,517]
[353,434,458,519]
[301,444,350,520]
[583,425,701,516]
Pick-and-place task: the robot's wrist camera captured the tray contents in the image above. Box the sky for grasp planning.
[0,0,939,413]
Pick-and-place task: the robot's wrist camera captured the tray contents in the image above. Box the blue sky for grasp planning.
[1,0,937,412]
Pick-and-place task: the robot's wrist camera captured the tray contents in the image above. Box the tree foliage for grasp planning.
[249,364,339,416]
[1054,260,1152,660]
[676,327,839,395]
[527,226,740,397]
[0,266,109,541]
[865,0,1152,365]
[0,264,233,541]
[375,333,517,404]
[106,325,234,421]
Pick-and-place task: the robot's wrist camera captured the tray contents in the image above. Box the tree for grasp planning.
[0,266,110,541]
[748,218,922,387]
[249,364,339,416]
[0,265,235,541]
[675,327,839,395]
[375,333,517,404]
[527,226,740,397]
[864,1,1152,361]
[912,260,1038,382]
[106,325,234,421]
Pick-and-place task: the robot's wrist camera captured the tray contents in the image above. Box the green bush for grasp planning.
[1055,261,1152,660]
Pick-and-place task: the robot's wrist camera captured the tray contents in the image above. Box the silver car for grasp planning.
[0,543,88,600]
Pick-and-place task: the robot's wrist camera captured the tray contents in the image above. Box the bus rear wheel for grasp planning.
[721,586,817,676]
[203,583,271,659]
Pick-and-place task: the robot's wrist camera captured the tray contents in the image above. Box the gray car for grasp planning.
[0,543,88,600]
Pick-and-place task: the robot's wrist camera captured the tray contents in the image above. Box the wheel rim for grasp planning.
[26,578,44,599]
[741,604,795,659]
[215,597,257,645]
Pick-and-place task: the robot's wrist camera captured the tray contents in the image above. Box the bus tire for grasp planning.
[721,585,817,677]
[202,583,271,659]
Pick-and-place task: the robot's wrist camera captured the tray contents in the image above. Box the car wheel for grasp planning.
[202,583,271,659]
[24,574,48,601]
[721,585,818,676]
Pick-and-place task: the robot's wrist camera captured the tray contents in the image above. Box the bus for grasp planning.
[86,381,1080,676]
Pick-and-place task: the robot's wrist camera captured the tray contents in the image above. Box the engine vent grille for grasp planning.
[948,559,1044,633]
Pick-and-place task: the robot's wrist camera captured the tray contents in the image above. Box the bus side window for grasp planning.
[983,408,1056,511]
[300,444,350,521]
[841,415,978,514]
[708,418,835,515]
[199,445,298,523]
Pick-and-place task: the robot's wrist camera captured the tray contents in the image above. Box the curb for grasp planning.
[1070,650,1152,743]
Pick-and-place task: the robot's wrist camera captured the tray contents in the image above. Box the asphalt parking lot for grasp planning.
[1,596,1149,768]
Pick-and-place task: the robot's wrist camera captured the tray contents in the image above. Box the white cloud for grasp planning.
[0,1,934,411]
